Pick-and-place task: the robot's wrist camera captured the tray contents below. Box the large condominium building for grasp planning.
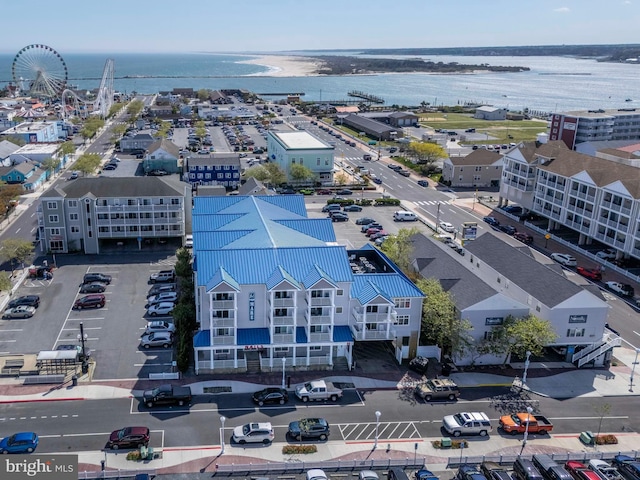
[38,176,190,254]
[548,108,640,150]
[191,195,424,374]
[500,140,640,261]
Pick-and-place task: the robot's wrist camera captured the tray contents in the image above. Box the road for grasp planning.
[1,389,634,453]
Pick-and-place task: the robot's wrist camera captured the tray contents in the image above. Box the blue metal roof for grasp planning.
[351,274,425,300]
[333,325,354,342]
[193,195,308,217]
[353,280,393,304]
[197,246,353,287]
[193,330,210,347]
[296,326,308,343]
[276,219,336,243]
[266,266,301,290]
[206,267,240,292]
[193,214,245,232]
[237,328,271,345]
[303,264,338,289]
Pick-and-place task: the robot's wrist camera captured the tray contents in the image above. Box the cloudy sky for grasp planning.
[1,0,637,53]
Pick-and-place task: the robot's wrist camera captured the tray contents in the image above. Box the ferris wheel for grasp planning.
[12,44,68,99]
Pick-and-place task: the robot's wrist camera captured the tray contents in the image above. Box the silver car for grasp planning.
[140,332,173,349]
[144,320,176,335]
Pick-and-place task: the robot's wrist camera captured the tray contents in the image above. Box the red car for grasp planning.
[576,266,602,281]
[108,426,150,450]
[316,189,332,195]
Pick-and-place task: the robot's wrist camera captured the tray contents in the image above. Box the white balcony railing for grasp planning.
[305,313,332,325]
[307,296,333,306]
[272,333,295,344]
[211,300,234,309]
[211,336,235,345]
[271,316,296,326]
[211,317,235,327]
[270,298,295,307]
[309,332,331,343]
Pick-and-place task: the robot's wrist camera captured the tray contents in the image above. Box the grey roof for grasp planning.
[409,234,496,310]
[148,138,180,158]
[464,233,583,307]
[187,154,241,168]
[343,114,395,135]
[450,149,502,166]
[43,176,186,199]
[0,140,20,159]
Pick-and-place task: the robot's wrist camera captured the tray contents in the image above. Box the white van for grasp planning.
[394,210,417,222]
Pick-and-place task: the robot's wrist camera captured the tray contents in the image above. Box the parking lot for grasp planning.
[0,254,177,380]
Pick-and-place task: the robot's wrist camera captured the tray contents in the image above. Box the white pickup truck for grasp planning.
[295,380,343,402]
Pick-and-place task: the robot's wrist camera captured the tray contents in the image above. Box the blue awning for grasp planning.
[237,328,271,345]
[333,325,354,343]
[193,330,210,347]
[296,326,307,343]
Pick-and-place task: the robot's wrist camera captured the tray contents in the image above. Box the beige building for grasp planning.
[442,150,503,187]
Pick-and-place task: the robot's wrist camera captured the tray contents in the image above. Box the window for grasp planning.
[171,198,180,205]
[274,347,289,352]
[216,328,230,336]
[71,226,80,233]
[484,331,498,341]
[335,307,342,314]
[49,228,60,235]
[317,159,320,165]
[47,201,58,209]
[68,200,78,208]
[49,240,63,251]
[475,166,482,172]
[69,213,79,221]
[569,314,587,324]
[274,326,290,334]
[394,315,409,325]
[310,346,322,351]
[336,289,343,296]
[567,328,585,338]
[310,325,323,333]
[48,215,59,223]
[394,298,410,308]
[486,317,503,326]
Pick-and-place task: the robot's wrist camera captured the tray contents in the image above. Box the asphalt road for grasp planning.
[1,389,634,453]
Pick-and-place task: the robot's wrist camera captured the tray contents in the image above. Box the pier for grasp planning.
[347,90,385,104]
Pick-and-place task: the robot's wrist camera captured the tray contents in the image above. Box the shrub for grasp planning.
[282,444,318,454]
[126,451,141,461]
[374,197,401,206]
[595,434,618,445]
[431,439,468,449]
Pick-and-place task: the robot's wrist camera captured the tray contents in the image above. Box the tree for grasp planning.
[56,140,76,158]
[0,271,11,292]
[416,277,473,358]
[243,165,271,182]
[334,172,348,185]
[262,163,287,186]
[0,238,34,275]
[0,184,24,216]
[126,99,144,117]
[480,314,557,365]
[197,89,210,101]
[289,163,316,185]
[73,153,102,176]
[407,141,447,165]
[380,227,420,275]
[40,157,61,180]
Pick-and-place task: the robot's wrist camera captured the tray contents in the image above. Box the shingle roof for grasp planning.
[188,154,241,167]
[409,234,496,310]
[42,176,186,198]
[343,114,395,135]
[449,149,503,166]
[463,233,584,307]
[148,138,179,158]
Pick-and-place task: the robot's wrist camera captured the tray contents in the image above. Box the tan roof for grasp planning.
[450,149,502,166]
[536,143,640,198]
[517,140,570,164]
[598,147,640,160]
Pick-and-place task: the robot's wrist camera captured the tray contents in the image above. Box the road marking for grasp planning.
[133,363,175,367]
[0,329,24,332]
[0,340,17,343]
[63,326,102,331]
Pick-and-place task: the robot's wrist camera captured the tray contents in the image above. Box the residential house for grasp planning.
[442,149,503,188]
[120,133,156,153]
[0,162,47,191]
[143,138,181,174]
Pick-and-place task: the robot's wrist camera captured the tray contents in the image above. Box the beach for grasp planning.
[239,54,324,77]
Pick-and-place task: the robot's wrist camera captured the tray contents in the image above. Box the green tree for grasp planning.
[126,99,144,117]
[289,163,316,185]
[197,89,210,101]
[243,165,271,183]
[40,157,61,180]
[194,120,207,142]
[334,172,348,185]
[262,163,287,186]
[56,140,76,158]
[110,124,127,142]
[408,141,447,164]
[108,102,123,118]
[380,227,420,275]
[73,153,102,176]
[0,238,34,275]
[0,271,12,292]
[480,314,557,365]
[416,277,473,358]
[0,184,24,216]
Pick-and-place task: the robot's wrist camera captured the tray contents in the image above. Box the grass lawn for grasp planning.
[418,113,547,144]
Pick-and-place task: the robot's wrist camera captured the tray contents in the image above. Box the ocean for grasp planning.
[1,51,639,113]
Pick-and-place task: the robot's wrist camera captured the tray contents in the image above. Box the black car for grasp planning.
[336,189,353,195]
[252,387,288,406]
[343,205,363,212]
[287,418,330,441]
[79,282,107,293]
[331,212,349,222]
[408,356,430,374]
[83,273,112,285]
[483,216,499,227]
[417,180,428,187]
[498,224,516,235]
[457,465,488,480]
[7,295,40,309]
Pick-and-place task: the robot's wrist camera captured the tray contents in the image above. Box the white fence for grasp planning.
[148,372,180,380]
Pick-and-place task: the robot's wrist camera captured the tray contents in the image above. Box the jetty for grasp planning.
[347,90,385,104]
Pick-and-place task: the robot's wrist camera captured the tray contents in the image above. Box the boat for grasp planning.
[625,98,632,102]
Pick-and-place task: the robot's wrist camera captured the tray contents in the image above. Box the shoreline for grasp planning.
[238,55,325,77]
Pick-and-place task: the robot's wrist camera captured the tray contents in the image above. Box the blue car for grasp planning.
[0,432,39,453]
[612,455,640,480]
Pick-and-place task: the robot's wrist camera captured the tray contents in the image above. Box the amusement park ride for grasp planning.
[11,43,114,119]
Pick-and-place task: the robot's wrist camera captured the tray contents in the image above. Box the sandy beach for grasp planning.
[239,55,324,77]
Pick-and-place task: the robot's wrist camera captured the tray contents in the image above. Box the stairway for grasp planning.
[245,351,261,373]
[332,356,349,371]
[572,332,622,368]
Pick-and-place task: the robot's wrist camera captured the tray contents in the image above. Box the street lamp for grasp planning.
[77,322,88,359]
[374,411,381,449]
[519,406,534,456]
[436,202,441,233]
[281,356,286,389]
[522,351,532,384]
[630,348,640,392]
[220,416,226,454]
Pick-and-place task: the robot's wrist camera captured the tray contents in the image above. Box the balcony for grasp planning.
[272,332,295,344]
[566,220,591,234]
[259,354,331,370]
[211,317,235,328]
[350,324,394,341]
[95,203,182,213]
[352,308,397,323]
[570,190,596,203]
[211,299,234,309]
[305,312,332,325]
[211,336,236,346]
[601,200,632,216]
[270,297,295,308]
[309,332,331,343]
[306,296,333,306]
[271,315,296,326]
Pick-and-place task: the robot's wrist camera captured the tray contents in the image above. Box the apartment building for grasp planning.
[266,131,334,184]
[548,108,640,150]
[191,195,424,374]
[442,149,503,188]
[185,154,241,188]
[38,176,190,254]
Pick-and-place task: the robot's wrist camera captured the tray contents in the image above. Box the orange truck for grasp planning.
[498,412,554,435]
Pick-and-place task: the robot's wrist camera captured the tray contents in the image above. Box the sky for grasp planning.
[1,0,638,54]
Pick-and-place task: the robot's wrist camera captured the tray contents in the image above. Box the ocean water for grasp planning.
[0,51,639,113]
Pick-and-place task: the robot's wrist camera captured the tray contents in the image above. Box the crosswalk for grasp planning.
[413,200,452,207]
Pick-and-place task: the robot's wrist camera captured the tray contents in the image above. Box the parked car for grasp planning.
[443,412,492,437]
[184,234,193,248]
[83,273,112,285]
[2,305,36,319]
[408,356,429,374]
[146,292,178,306]
[481,462,512,480]
[611,456,640,480]
[0,432,39,454]
[483,216,500,227]
[288,417,330,441]
[457,465,488,480]
[7,295,40,309]
[439,221,456,233]
[596,249,616,260]
[149,270,175,283]
[498,224,517,235]
[73,294,106,310]
[501,205,523,214]
[343,204,363,212]
[103,163,117,170]
[147,284,177,298]
[605,282,635,297]
[576,266,602,281]
[513,232,533,244]
[370,230,388,240]
[232,422,274,444]
[107,426,150,450]
[356,217,376,225]
[316,189,332,195]
[336,189,353,195]
[252,387,289,406]
[307,470,329,480]
[147,302,175,316]
[415,379,460,401]
[322,203,341,213]
[79,282,107,293]
[360,471,380,480]
[140,331,173,349]
[331,212,349,222]
[144,320,176,335]
[550,253,577,267]
[417,180,428,187]
[363,224,383,234]
[299,188,315,195]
